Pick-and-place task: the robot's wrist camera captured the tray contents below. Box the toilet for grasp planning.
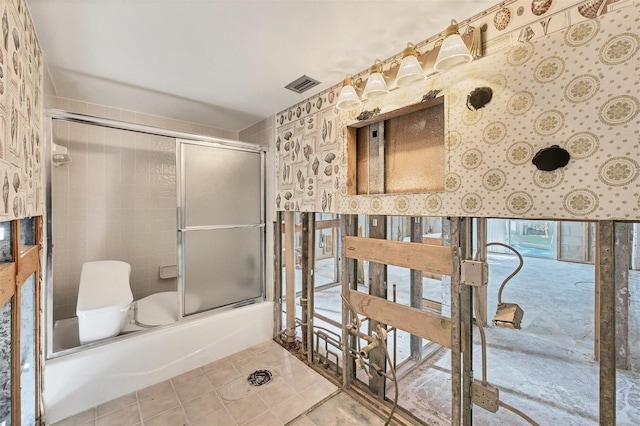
[76,261,133,344]
[76,261,201,345]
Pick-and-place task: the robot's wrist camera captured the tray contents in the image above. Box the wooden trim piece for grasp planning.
[349,289,451,348]
[422,298,442,313]
[348,96,444,129]
[315,219,339,230]
[0,263,16,307]
[346,127,357,196]
[344,236,452,275]
[17,245,39,287]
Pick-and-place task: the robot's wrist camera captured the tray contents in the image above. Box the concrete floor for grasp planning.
[290,252,640,425]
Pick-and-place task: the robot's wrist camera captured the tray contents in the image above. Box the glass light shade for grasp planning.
[395,54,425,87]
[434,33,473,72]
[362,72,389,100]
[336,78,361,111]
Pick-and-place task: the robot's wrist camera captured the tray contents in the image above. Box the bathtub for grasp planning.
[43,301,274,424]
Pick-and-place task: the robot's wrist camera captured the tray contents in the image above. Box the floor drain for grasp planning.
[247,369,273,387]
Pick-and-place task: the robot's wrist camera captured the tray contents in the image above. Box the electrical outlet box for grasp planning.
[472,380,499,413]
[461,260,488,287]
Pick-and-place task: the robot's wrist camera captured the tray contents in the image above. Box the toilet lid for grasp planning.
[135,292,177,326]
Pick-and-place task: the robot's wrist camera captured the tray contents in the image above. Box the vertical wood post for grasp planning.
[307,214,316,364]
[284,211,296,342]
[449,217,462,425]
[460,218,473,426]
[410,216,423,360]
[368,215,387,398]
[598,221,616,425]
[614,223,630,370]
[300,213,309,353]
[273,212,283,339]
[341,215,358,389]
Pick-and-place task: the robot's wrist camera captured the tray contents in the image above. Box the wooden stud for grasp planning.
[0,263,16,307]
[300,213,309,354]
[598,221,615,425]
[410,217,423,360]
[284,211,296,342]
[461,218,473,426]
[341,215,358,389]
[348,290,451,348]
[346,127,358,195]
[367,215,387,398]
[614,223,630,370]
[449,218,462,426]
[273,212,283,339]
[307,214,316,365]
[344,236,453,275]
[11,220,21,426]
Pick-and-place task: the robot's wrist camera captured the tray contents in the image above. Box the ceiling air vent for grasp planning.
[285,75,320,94]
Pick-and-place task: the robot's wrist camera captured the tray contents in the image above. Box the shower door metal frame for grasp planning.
[43,109,266,359]
[176,138,266,319]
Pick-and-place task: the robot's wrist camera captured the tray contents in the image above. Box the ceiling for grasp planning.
[27,0,499,132]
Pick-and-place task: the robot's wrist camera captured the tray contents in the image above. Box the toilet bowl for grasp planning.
[75,261,202,345]
[123,291,201,330]
[76,261,133,345]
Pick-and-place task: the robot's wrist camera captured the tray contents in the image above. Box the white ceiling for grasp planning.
[27,0,499,132]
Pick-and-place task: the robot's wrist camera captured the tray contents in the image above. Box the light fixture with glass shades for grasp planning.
[334,17,476,112]
[395,43,426,87]
[362,60,390,100]
[434,19,473,72]
[336,75,362,111]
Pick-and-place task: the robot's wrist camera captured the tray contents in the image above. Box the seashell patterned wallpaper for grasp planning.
[275,1,639,220]
[0,0,43,221]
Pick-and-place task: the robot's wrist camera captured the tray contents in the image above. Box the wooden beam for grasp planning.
[449,218,462,426]
[598,221,616,425]
[410,217,424,361]
[346,127,357,196]
[367,215,387,398]
[422,236,442,245]
[344,236,452,275]
[614,223,630,370]
[349,290,451,348]
[273,212,283,339]
[0,263,16,307]
[17,246,39,287]
[284,211,296,342]
[422,298,442,313]
[315,219,339,230]
[341,215,358,389]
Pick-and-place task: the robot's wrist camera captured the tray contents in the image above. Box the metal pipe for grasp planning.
[284,211,296,342]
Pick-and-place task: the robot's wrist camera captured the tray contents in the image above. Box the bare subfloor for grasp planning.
[306,253,640,425]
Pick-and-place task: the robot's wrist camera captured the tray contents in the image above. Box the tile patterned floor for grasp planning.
[51,340,340,426]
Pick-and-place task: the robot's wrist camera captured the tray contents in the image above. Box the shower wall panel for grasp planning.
[52,121,177,320]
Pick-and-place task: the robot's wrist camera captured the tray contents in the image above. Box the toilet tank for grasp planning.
[76,261,133,344]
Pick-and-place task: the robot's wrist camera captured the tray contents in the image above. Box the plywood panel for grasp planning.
[344,236,452,275]
[349,290,451,348]
[385,101,444,193]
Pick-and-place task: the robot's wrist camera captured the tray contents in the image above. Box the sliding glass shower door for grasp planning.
[178,140,265,316]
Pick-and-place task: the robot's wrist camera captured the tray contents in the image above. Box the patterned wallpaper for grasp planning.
[0,0,43,221]
[275,1,639,220]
